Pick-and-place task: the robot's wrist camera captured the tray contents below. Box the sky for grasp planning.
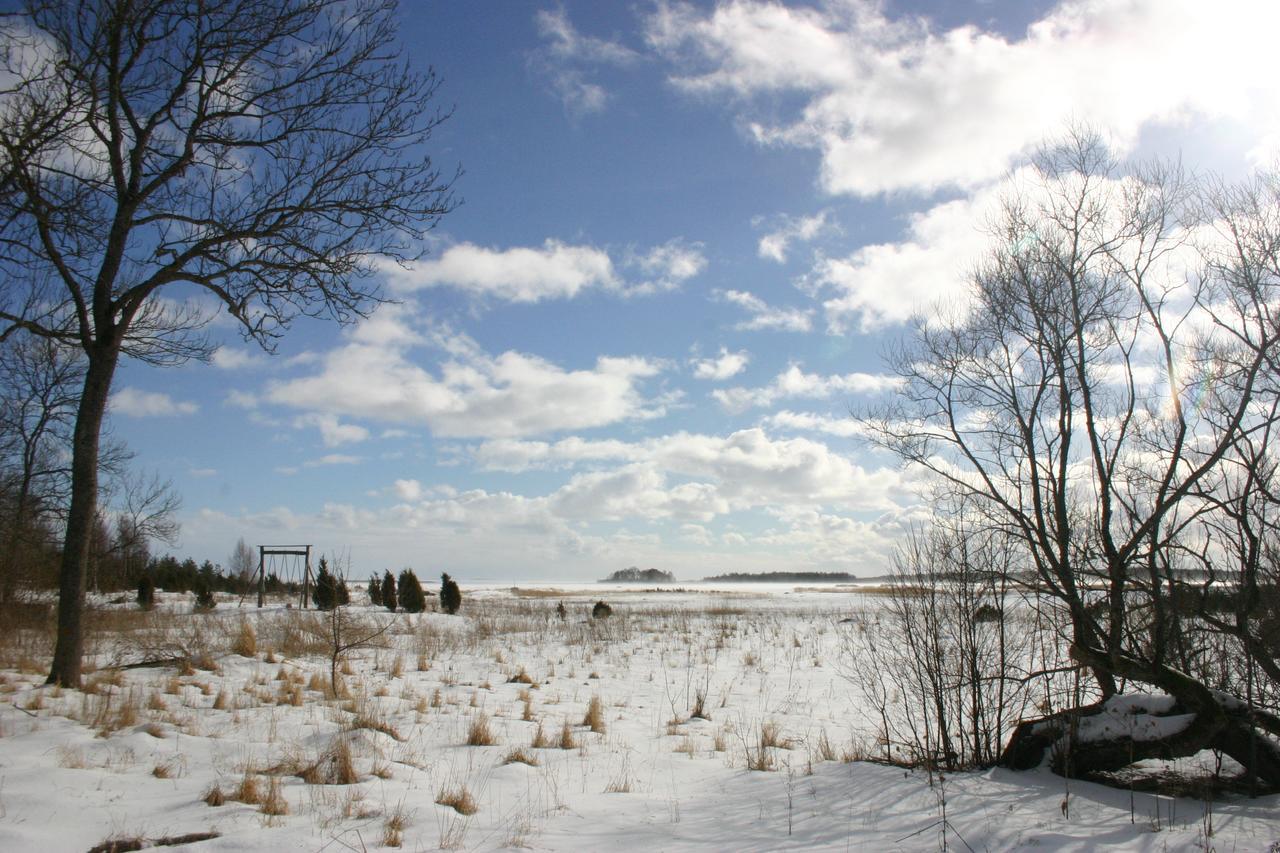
[105,0,1280,582]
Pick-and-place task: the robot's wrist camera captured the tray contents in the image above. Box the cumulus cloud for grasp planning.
[111,387,199,417]
[384,238,704,302]
[690,347,749,381]
[713,365,902,412]
[266,306,669,439]
[210,347,262,369]
[758,211,834,262]
[760,410,866,438]
[814,182,1001,330]
[627,238,708,292]
[294,413,370,447]
[470,428,907,514]
[384,240,618,302]
[647,0,1280,196]
[717,289,813,332]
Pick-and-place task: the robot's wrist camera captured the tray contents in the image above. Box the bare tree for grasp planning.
[229,537,256,587]
[0,0,456,686]
[864,129,1280,789]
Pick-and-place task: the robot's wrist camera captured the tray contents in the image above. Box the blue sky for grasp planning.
[107,0,1280,581]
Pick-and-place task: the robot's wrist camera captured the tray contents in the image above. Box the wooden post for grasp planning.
[302,545,312,609]
[257,546,265,608]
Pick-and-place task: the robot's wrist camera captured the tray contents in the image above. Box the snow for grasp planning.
[1074,694,1196,745]
[0,585,1276,851]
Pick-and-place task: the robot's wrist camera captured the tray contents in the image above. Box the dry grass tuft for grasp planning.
[502,746,539,766]
[436,783,478,816]
[203,783,226,806]
[232,619,257,658]
[382,804,409,847]
[466,713,498,746]
[583,695,606,734]
[557,720,576,750]
[233,772,263,804]
[531,721,550,749]
[298,738,359,785]
[260,777,289,815]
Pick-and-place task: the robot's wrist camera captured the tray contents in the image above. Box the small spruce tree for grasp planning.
[137,574,155,610]
[382,570,397,613]
[337,575,350,606]
[194,581,216,612]
[398,569,425,613]
[440,573,461,615]
[592,600,612,619]
[312,557,341,611]
[368,575,382,607]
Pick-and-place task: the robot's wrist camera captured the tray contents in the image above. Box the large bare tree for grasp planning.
[864,129,1280,789]
[0,0,455,686]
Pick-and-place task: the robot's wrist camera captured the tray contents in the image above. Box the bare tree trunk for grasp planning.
[47,350,116,688]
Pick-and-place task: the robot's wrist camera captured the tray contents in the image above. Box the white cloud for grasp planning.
[471,428,908,514]
[647,0,1280,196]
[385,240,617,302]
[690,347,749,381]
[761,410,866,439]
[294,413,370,447]
[758,211,834,262]
[385,238,704,302]
[111,387,199,417]
[393,479,424,501]
[814,183,999,330]
[210,347,261,370]
[266,307,669,439]
[627,238,707,292]
[303,453,361,468]
[717,289,813,332]
[713,364,902,412]
[532,8,639,115]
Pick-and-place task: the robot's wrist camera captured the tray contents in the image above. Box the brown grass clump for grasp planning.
[232,619,257,658]
[502,746,539,766]
[521,694,534,722]
[299,738,359,785]
[507,667,534,685]
[233,773,263,805]
[436,784,478,815]
[583,695,606,734]
[531,721,550,749]
[203,783,226,806]
[260,777,289,815]
[466,713,498,746]
[557,720,576,750]
[382,805,408,847]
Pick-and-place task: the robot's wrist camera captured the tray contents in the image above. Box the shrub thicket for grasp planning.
[440,573,461,615]
[398,569,425,613]
[592,601,612,619]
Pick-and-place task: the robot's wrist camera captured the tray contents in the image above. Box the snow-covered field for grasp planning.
[0,583,1276,851]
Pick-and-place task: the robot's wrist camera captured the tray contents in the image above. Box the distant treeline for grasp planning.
[702,571,861,583]
[601,567,676,583]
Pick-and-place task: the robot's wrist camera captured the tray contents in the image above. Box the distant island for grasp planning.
[702,571,861,583]
[601,567,676,583]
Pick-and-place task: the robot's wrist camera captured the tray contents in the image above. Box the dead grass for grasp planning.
[436,783,478,815]
[531,721,550,749]
[502,746,539,766]
[203,783,226,806]
[260,777,289,815]
[231,619,257,658]
[466,713,498,746]
[233,772,263,804]
[557,720,576,750]
[298,738,359,785]
[383,804,409,847]
[583,695,606,734]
